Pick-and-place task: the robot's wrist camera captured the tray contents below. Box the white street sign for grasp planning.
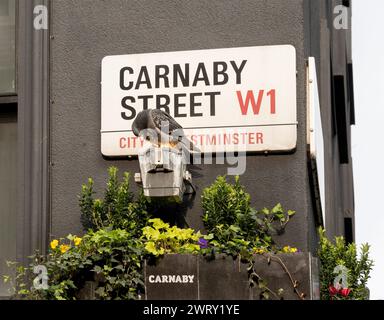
[101,45,297,156]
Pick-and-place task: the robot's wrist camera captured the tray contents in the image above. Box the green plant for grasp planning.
[142,218,209,256]
[80,167,149,235]
[3,169,304,301]
[202,176,251,230]
[5,217,210,300]
[200,175,304,300]
[4,167,151,300]
[318,228,373,300]
[202,175,296,255]
[4,229,145,300]
[3,261,41,299]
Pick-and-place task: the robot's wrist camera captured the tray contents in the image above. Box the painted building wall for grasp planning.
[0,0,355,298]
[0,109,17,296]
[49,0,316,251]
[9,0,355,264]
[305,0,355,242]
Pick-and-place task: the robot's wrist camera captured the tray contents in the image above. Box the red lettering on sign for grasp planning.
[223,134,231,145]
[119,131,264,151]
[233,133,239,144]
[119,136,144,149]
[207,135,217,145]
[248,132,255,144]
[120,137,126,148]
[267,89,276,114]
[236,90,276,115]
[256,132,264,144]
[236,90,264,115]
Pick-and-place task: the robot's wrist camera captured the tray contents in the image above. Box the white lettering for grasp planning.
[148,274,195,283]
[144,305,178,318]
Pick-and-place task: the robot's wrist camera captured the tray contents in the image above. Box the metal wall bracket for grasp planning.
[136,145,195,200]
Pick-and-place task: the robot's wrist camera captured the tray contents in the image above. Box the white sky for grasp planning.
[352,0,384,300]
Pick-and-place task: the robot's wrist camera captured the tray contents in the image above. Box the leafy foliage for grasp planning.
[200,176,301,299]
[142,218,209,256]
[5,230,145,300]
[318,228,373,300]
[202,175,251,229]
[5,169,372,301]
[202,176,296,255]
[80,167,149,236]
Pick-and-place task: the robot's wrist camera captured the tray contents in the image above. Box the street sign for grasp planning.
[101,45,297,156]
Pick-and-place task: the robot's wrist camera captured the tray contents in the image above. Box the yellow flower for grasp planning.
[74,237,82,246]
[50,239,59,250]
[60,244,70,254]
[282,246,298,253]
[253,247,266,254]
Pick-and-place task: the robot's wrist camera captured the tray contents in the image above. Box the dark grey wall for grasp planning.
[0,109,17,296]
[17,0,50,265]
[305,0,355,242]
[49,0,320,252]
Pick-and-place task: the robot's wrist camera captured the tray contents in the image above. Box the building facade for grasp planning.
[0,0,355,297]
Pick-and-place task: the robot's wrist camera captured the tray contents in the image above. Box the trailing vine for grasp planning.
[4,168,370,300]
[201,175,302,300]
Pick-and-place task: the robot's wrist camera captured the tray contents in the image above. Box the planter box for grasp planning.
[144,253,320,300]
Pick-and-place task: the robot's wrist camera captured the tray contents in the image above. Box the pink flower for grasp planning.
[329,285,339,296]
[334,282,343,291]
[329,284,352,298]
[340,288,351,297]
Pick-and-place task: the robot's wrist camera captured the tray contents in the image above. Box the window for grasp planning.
[0,0,16,95]
[342,0,350,7]
[347,63,355,125]
[333,75,349,164]
[344,217,353,244]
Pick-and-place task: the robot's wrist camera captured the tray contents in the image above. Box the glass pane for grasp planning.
[0,0,16,94]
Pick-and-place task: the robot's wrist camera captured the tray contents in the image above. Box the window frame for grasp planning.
[0,0,17,97]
